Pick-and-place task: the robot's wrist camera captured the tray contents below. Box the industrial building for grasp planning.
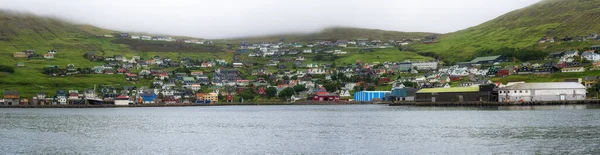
[389,88,419,101]
[354,91,391,102]
[498,82,586,102]
[415,84,497,102]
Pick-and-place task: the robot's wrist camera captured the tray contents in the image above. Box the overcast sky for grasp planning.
[1,0,540,39]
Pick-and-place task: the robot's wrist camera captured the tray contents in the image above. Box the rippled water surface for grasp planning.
[2,105,600,154]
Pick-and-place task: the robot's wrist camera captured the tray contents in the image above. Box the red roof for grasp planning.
[126,73,137,77]
[116,95,129,99]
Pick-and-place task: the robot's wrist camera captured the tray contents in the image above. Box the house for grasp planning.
[458,55,505,66]
[126,73,138,81]
[131,36,141,39]
[196,92,218,104]
[415,84,496,102]
[584,76,599,88]
[35,92,48,105]
[591,45,600,51]
[13,52,26,58]
[411,61,438,71]
[191,84,201,91]
[16,62,25,67]
[115,95,130,105]
[561,67,585,73]
[44,54,54,59]
[3,91,20,105]
[581,51,600,61]
[549,52,564,59]
[313,94,340,102]
[303,49,312,54]
[498,82,586,102]
[563,50,579,58]
[48,50,58,55]
[233,63,243,68]
[56,90,67,104]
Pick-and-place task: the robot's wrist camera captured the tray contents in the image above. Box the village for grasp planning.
[2,33,600,106]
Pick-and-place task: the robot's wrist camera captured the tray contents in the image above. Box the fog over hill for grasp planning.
[0,0,539,39]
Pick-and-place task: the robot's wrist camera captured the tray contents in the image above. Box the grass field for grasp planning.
[413,0,600,62]
[334,48,434,65]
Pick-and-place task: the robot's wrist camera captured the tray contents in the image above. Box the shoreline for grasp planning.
[0,102,373,108]
[2,101,600,108]
[387,100,600,106]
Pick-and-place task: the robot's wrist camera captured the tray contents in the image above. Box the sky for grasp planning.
[0,0,541,39]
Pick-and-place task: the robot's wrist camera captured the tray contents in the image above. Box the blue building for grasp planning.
[140,92,157,104]
[354,91,391,102]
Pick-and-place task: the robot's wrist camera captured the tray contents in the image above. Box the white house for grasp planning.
[333,50,347,55]
[131,36,141,39]
[498,82,586,102]
[233,63,243,68]
[303,49,312,54]
[581,51,600,61]
[563,50,579,58]
[562,67,585,73]
[141,36,152,40]
[115,95,130,106]
[44,54,54,59]
[191,84,201,91]
[411,61,438,70]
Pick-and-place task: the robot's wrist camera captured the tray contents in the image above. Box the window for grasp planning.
[514,91,517,93]
[519,90,522,93]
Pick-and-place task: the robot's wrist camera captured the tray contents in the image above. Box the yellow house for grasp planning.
[13,52,26,58]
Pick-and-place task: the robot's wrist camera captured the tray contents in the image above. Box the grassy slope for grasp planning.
[334,48,433,65]
[0,11,227,98]
[226,27,436,43]
[413,0,600,62]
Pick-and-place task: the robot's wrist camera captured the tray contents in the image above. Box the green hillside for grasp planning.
[227,27,436,43]
[0,11,227,98]
[413,0,600,62]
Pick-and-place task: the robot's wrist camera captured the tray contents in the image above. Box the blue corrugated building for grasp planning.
[141,92,157,104]
[354,91,391,102]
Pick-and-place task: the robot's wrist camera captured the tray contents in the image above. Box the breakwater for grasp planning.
[388,100,600,106]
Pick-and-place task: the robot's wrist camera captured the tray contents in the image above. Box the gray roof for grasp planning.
[500,82,585,90]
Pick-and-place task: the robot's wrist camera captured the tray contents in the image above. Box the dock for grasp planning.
[388,100,600,106]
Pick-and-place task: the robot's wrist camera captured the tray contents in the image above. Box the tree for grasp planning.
[353,86,362,91]
[278,87,295,99]
[0,65,15,73]
[366,85,375,91]
[402,81,417,88]
[266,87,277,98]
[218,93,224,100]
[330,75,338,81]
[293,84,307,93]
[324,83,340,92]
[238,89,255,101]
[283,75,290,80]
[291,75,298,80]
[157,92,164,99]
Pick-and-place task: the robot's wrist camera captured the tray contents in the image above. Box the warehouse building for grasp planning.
[354,91,391,102]
[498,82,586,102]
[415,84,496,102]
[389,88,419,101]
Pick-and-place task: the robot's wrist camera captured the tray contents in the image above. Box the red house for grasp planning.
[496,69,511,77]
[313,94,340,102]
[449,76,461,81]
